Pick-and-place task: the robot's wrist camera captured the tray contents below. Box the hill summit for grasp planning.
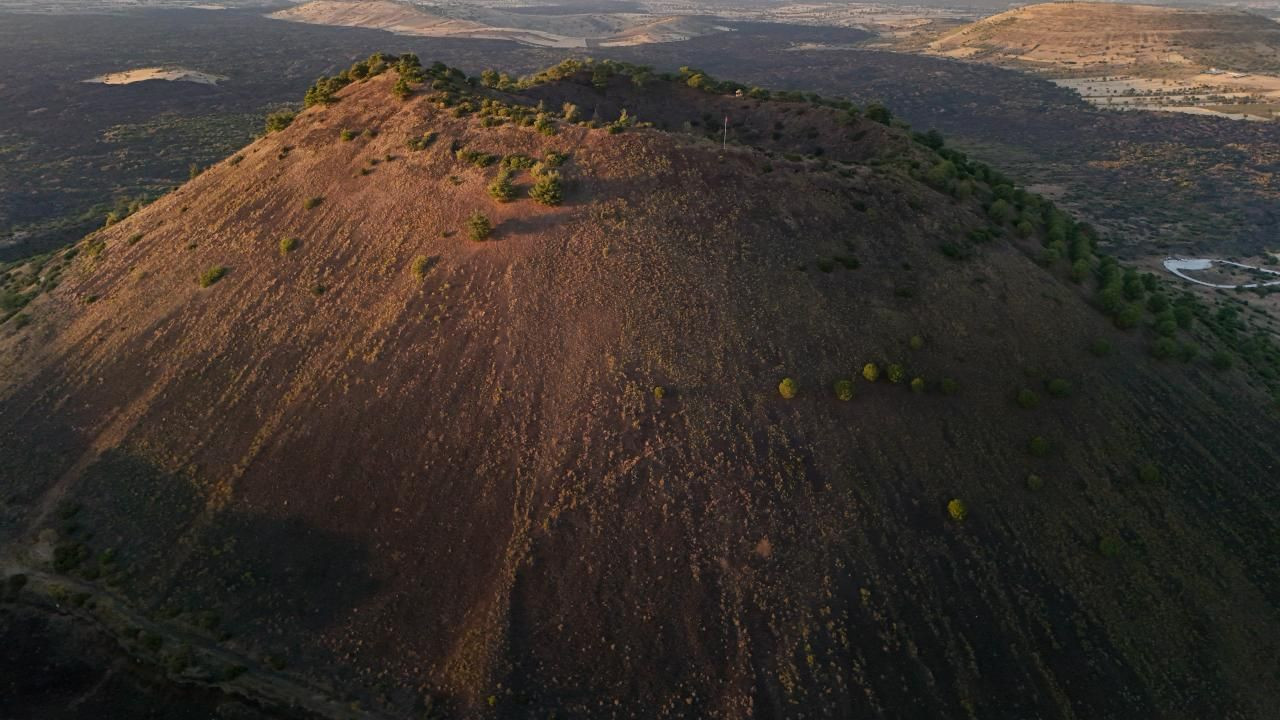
[1,56,1278,718]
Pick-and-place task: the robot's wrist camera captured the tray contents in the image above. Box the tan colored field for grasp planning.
[84,67,226,85]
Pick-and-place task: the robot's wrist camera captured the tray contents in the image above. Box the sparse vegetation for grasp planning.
[198,266,227,288]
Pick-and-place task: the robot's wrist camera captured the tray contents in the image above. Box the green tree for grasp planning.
[862,363,880,382]
[529,172,563,206]
[467,211,492,242]
[1098,535,1124,557]
[534,113,556,136]
[865,103,893,125]
[265,110,296,133]
[392,76,412,100]
[778,377,798,399]
[910,377,925,394]
[1017,388,1041,409]
[487,169,517,202]
[1137,462,1161,483]
[947,499,967,521]
[987,199,1013,225]
[1028,436,1050,457]
[887,364,906,384]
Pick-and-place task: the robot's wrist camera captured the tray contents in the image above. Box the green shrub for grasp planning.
[198,266,227,288]
[127,233,143,245]
[834,379,854,401]
[392,76,412,100]
[543,151,568,168]
[1211,351,1233,371]
[467,211,492,242]
[1028,435,1050,457]
[778,377,797,399]
[947,499,967,521]
[653,385,665,400]
[909,335,924,350]
[910,377,925,394]
[1098,535,1124,557]
[502,153,536,170]
[865,103,892,125]
[1136,462,1161,483]
[406,131,438,151]
[534,113,556,136]
[562,102,581,122]
[265,110,296,133]
[1114,304,1143,330]
[487,169,517,202]
[1150,337,1177,359]
[862,363,880,382]
[278,237,298,256]
[456,148,496,168]
[1046,378,1072,397]
[340,129,356,142]
[411,255,434,279]
[940,378,959,395]
[1089,339,1112,357]
[887,364,906,384]
[1016,388,1041,409]
[303,196,323,210]
[529,172,563,206]
[1026,474,1044,491]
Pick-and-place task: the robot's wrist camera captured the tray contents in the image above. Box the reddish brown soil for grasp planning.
[1,70,1278,719]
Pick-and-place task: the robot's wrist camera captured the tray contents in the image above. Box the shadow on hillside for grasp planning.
[51,448,381,639]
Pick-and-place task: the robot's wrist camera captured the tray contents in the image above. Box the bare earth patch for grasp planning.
[84,67,227,86]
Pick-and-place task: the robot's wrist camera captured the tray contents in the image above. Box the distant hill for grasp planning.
[269,0,726,48]
[2,57,1278,718]
[928,2,1280,74]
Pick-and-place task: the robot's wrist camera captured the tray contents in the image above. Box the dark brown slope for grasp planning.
[1,65,1278,719]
